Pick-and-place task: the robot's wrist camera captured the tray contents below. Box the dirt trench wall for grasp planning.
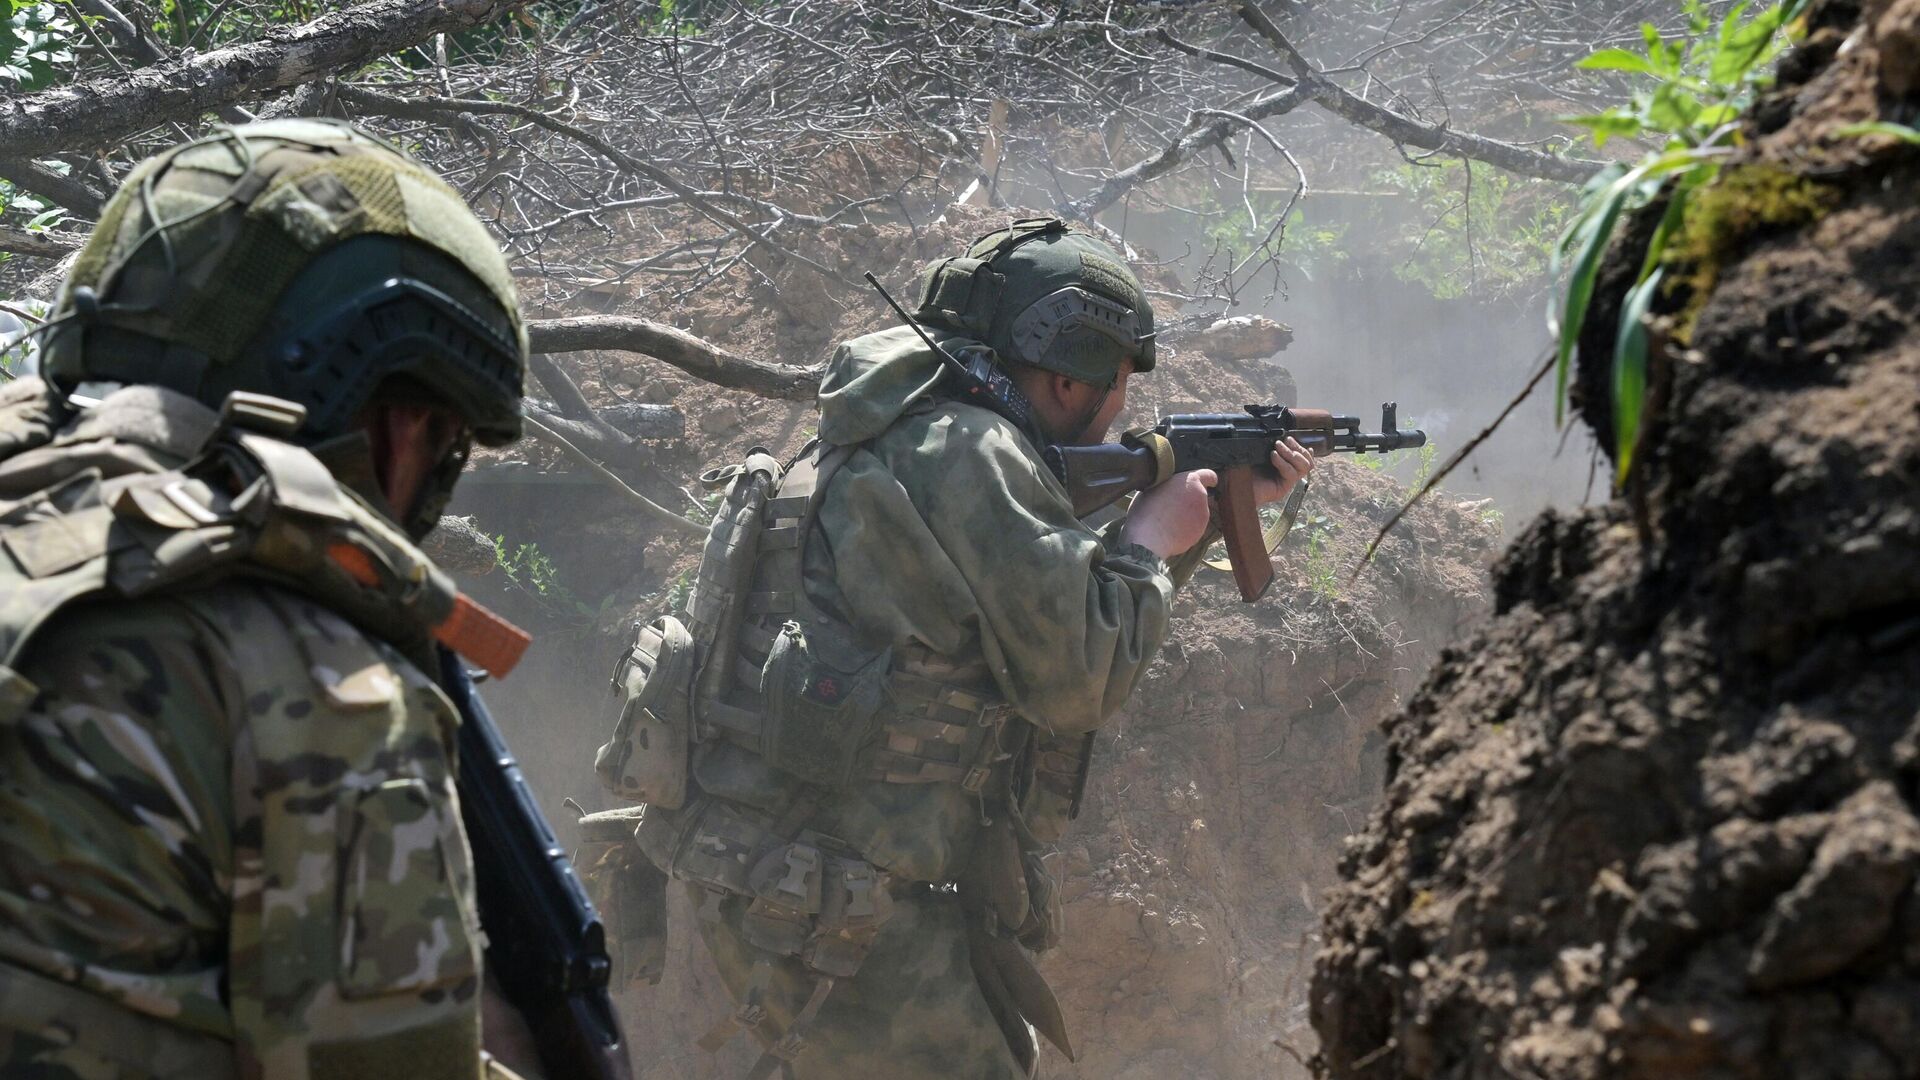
[1311,2,1920,1077]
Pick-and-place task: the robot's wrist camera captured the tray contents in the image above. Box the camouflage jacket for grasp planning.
[0,379,488,1080]
[689,326,1197,884]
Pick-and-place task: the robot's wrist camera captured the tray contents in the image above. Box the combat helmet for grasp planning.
[913,217,1155,387]
[41,119,526,530]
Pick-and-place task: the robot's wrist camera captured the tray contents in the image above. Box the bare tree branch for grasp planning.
[0,0,520,158]
[0,158,107,217]
[0,227,84,258]
[334,84,849,282]
[526,317,820,401]
[1235,1,1603,184]
[1065,83,1315,220]
[70,0,257,124]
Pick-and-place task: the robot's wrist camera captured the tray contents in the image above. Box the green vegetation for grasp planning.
[1554,0,1811,488]
[1299,513,1342,601]
[1206,164,1568,301]
[493,535,618,626]
[1837,120,1920,145]
[2,2,74,91]
[1375,160,1569,301]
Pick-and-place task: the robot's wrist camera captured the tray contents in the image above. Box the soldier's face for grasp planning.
[363,400,467,520]
[1081,363,1134,444]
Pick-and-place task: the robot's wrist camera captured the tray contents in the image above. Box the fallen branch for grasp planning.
[1237,2,1602,185]
[521,411,705,536]
[0,226,84,259]
[70,0,257,125]
[0,0,519,159]
[526,316,821,401]
[0,159,107,217]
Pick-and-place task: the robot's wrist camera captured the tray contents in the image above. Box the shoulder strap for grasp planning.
[0,422,528,724]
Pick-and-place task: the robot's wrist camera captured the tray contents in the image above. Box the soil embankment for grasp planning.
[1313,2,1920,1075]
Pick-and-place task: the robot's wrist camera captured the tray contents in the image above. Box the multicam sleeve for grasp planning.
[212,589,486,1080]
[0,585,488,1080]
[0,598,241,1044]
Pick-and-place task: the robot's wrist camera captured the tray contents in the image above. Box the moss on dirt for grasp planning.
[1666,165,1838,343]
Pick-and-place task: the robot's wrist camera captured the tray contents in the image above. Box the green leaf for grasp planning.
[1836,120,1920,144]
[1693,102,1742,131]
[1636,168,1705,284]
[1550,149,1708,426]
[1712,3,1787,86]
[1612,267,1665,488]
[1552,176,1635,425]
[1577,48,1662,75]
[1646,83,1704,133]
[1566,110,1645,148]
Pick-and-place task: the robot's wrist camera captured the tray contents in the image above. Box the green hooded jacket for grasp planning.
[689,325,1180,883]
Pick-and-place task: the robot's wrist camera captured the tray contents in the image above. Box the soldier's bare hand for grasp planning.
[1253,437,1314,505]
[1121,467,1218,559]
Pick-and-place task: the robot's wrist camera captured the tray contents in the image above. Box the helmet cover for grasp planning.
[44,118,526,445]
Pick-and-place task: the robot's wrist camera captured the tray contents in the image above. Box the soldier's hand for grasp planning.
[1253,437,1314,506]
[1120,467,1218,559]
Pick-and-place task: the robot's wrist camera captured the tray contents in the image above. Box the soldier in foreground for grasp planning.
[0,121,553,1078]
[585,218,1314,1077]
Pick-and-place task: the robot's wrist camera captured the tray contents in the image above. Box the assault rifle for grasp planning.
[441,651,635,1080]
[1044,405,1427,602]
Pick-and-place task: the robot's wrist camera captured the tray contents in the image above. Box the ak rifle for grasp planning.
[1045,404,1427,602]
[441,651,634,1080]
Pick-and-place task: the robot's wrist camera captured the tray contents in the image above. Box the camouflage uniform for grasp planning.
[590,222,1207,1078]
[0,121,529,1079]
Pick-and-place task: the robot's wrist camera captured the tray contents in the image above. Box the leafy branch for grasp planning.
[1551,0,1810,488]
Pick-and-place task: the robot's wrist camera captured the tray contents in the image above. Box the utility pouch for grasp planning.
[915,256,1003,337]
[741,841,894,978]
[595,615,697,808]
[575,805,669,987]
[760,620,892,790]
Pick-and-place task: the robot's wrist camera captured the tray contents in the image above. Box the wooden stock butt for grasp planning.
[1214,466,1273,602]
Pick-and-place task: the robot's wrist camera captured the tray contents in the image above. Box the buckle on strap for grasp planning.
[697,959,775,1053]
[745,975,837,1080]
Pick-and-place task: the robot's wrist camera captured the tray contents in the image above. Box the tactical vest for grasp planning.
[596,443,1018,812]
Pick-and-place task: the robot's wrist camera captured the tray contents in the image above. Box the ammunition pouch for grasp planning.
[595,615,697,809]
[641,797,894,980]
